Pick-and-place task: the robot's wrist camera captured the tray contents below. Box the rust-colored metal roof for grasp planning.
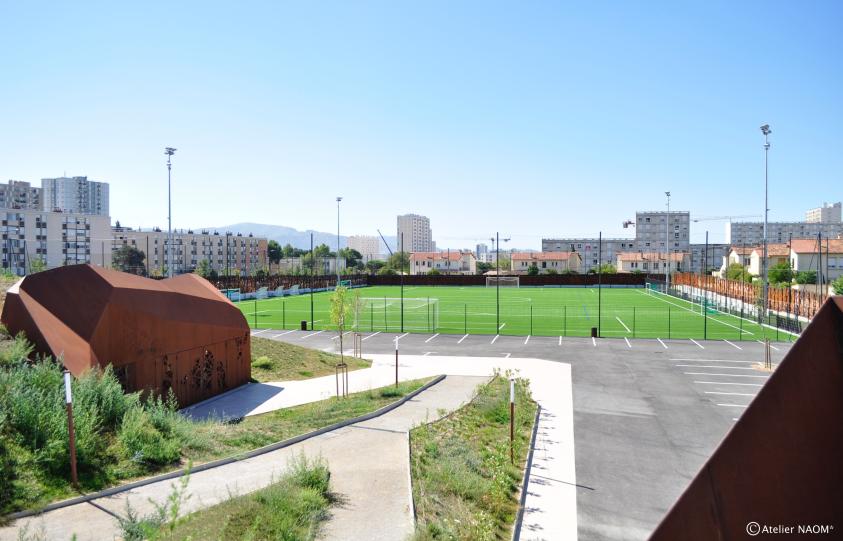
[649,295,843,540]
[1,265,251,407]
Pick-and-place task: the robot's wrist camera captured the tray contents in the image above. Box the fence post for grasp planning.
[633,306,636,338]
[283,301,286,330]
[530,305,533,335]
[371,303,374,332]
[668,306,671,339]
[384,298,388,332]
[464,303,467,334]
[563,305,567,337]
[254,299,258,329]
[740,305,744,341]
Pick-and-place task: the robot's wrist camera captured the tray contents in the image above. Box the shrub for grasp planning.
[832,276,843,295]
[251,356,273,370]
[118,407,181,465]
[795,270,817,285]
[0,333,35,368]
[768,262,793,284]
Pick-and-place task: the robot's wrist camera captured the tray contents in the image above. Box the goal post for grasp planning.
[486,276,520,288]
[353,297,439,332]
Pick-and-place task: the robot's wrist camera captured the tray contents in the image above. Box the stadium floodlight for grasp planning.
[760,124,771,323]
[336,197,343,287]
[164,147,177,278]
[664,191,671,291]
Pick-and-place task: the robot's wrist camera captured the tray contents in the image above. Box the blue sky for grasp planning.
[1,1,840,248]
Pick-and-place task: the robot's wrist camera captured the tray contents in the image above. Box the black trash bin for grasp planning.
[590,327,598,338]
[301,320,308,331]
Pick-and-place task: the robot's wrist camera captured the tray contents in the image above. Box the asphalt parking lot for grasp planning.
[254,328,792,540]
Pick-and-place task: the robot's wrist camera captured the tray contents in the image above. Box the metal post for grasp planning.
[665,191,671,291]
[165,147,176,278]
[761,124,771,323]
[668,306,671,339]
[464,303,467,334]
[530,305,533,336]
[336,196,342,287]
[254,298,258,329]
[598,232,602,337]
[395,339,399,387]
[496,231,500,333]
[400,232,404,333]
[704,231,708,340]
[283,301,286,329]
[310,233,314,330]
[371,303,374,331]
[633,306,636,338]
[64,371,78,488]
[563,305,567,337]
[510,378,515,465]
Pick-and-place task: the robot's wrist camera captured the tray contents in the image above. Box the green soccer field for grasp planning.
[236,285,794,342]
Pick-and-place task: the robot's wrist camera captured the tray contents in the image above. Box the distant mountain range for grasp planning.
[206,223,397,254]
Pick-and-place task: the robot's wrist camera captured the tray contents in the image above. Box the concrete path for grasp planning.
[0,375,487,541]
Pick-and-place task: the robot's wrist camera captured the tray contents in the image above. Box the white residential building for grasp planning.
[790,238,843,283]
[1,209,112,275]
[616,252,688,273]
[42,176,109,216]
[510,252,581,274]
[397,214,433,252]
[347,235,381,262]
[806,202,842,223]
[409,251,476,275]
[0,180,41,210]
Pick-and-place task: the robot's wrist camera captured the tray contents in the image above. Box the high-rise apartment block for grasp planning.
[726,221,843,246]
[806,202,842,223]
[347,235,381,262]
[42,176,109,216]
[634,211,690,253]
[397,213,433,252]
[0,180,42,210]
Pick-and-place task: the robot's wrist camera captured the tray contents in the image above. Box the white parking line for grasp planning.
[423,351,433,356]
[252,329,272,336]
[300,330,324,340]
[757,340,780,351]
[690,339,704,349]
[361,331,380,341]
[684,372,768,378]
[491,334,500,344]
[524,335,530,345]
[694,381,764,386]
[624,337,631,348]
[705,391,756,397]
[675,365,758,370]
[425,333,440,343]
[503,352,511,358]
[395,332,409,342]
[558,336,562,346]
[331,331,353,340]
[723,340,742,350]
[615,316,631,333]
[657,338,668,349]
[458,334,469,344]
[271,330,296,338]
[592,337,597,347]
[716,403,749,408]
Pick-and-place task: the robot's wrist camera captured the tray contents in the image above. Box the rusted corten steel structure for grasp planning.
[650,296,843,540]
[1,264,250,407]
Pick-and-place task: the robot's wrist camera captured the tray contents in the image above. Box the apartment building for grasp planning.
[806,202,842,223]
[112,227,268,276]
[0,180,41,210]
[726,221,843,246]
[42,176,109,216]
[397,214,434,252]
[616,252,689,273]
[409,251,476,275]
[542,238,637,273]
[476,243,492,263]
[347,235,380,262]
[689,243,730,274]
[510,252,581,274]
[1,209,111,275]
[634,211,691,253]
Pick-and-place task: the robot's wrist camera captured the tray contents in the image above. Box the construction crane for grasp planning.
[692,215,761,223]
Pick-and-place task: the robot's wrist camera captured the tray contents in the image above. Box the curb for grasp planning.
[512,403,542,541]
[7,374,447,522]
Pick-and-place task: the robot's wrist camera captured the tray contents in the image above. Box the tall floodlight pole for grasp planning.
[761,124,771,323]
[336,197,342,287]
[665,191,671,291]
[496,232,500,333]
[165,148,177,277]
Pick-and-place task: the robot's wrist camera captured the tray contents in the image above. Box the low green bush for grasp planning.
[118,407,181,465]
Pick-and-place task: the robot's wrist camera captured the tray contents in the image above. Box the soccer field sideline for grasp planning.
[235,285,795,342]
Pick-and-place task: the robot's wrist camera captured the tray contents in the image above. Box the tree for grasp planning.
[339,248,363,269]
[476,261,494,274]
[267,240,282,264]
[195,259,212,278]
[726,263,752,283]
[386,251,410,273]
[546,268,558,275]
[29,257,46,274]
[795,270,817,285]
[831,275,843,295]
[112,245,146,275]
[313,243,332,258]
[377,266,397,276]
[365,259,386,274]
[768,262,793,285]
[427,268,441,276]
[590,263,616,274]
[527,264,539,276]
[329,286,358,375]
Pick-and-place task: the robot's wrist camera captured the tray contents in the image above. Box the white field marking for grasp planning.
[425,333,440,343]
[684,372,768,378]
[705,391,756,397]
[694,381,764,386]
[559,336,562,346]
[672,358,755,364]
[690,339,704,349]
[504,352,512,358]
[657,338,668,349]
[299,330,325,339]
[638,289,753,335]
[615,316,631,333]
[524,335,530,345]
[757,340,780,351]
[624,337,632,348]
[251,329,273,336]
[361,331,380,341]
[458,334,469,344]
[491,334,500,344]
[675,365,758,370]
[717,403,749,408]
[271,330,296,338]
[498,323,506,331]
[592,336,597,347]
[723,340,742,350]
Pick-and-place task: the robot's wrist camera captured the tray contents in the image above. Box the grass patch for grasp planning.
[250,336,370,383]
[410,373,537,541]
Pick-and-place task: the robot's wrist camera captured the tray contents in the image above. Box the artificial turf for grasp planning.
[237,285,794,342]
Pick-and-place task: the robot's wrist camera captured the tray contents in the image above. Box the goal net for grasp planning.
[221,288,241,302]
[353,297,439,332]
[255,286,268,300]
[486,276,520,288]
